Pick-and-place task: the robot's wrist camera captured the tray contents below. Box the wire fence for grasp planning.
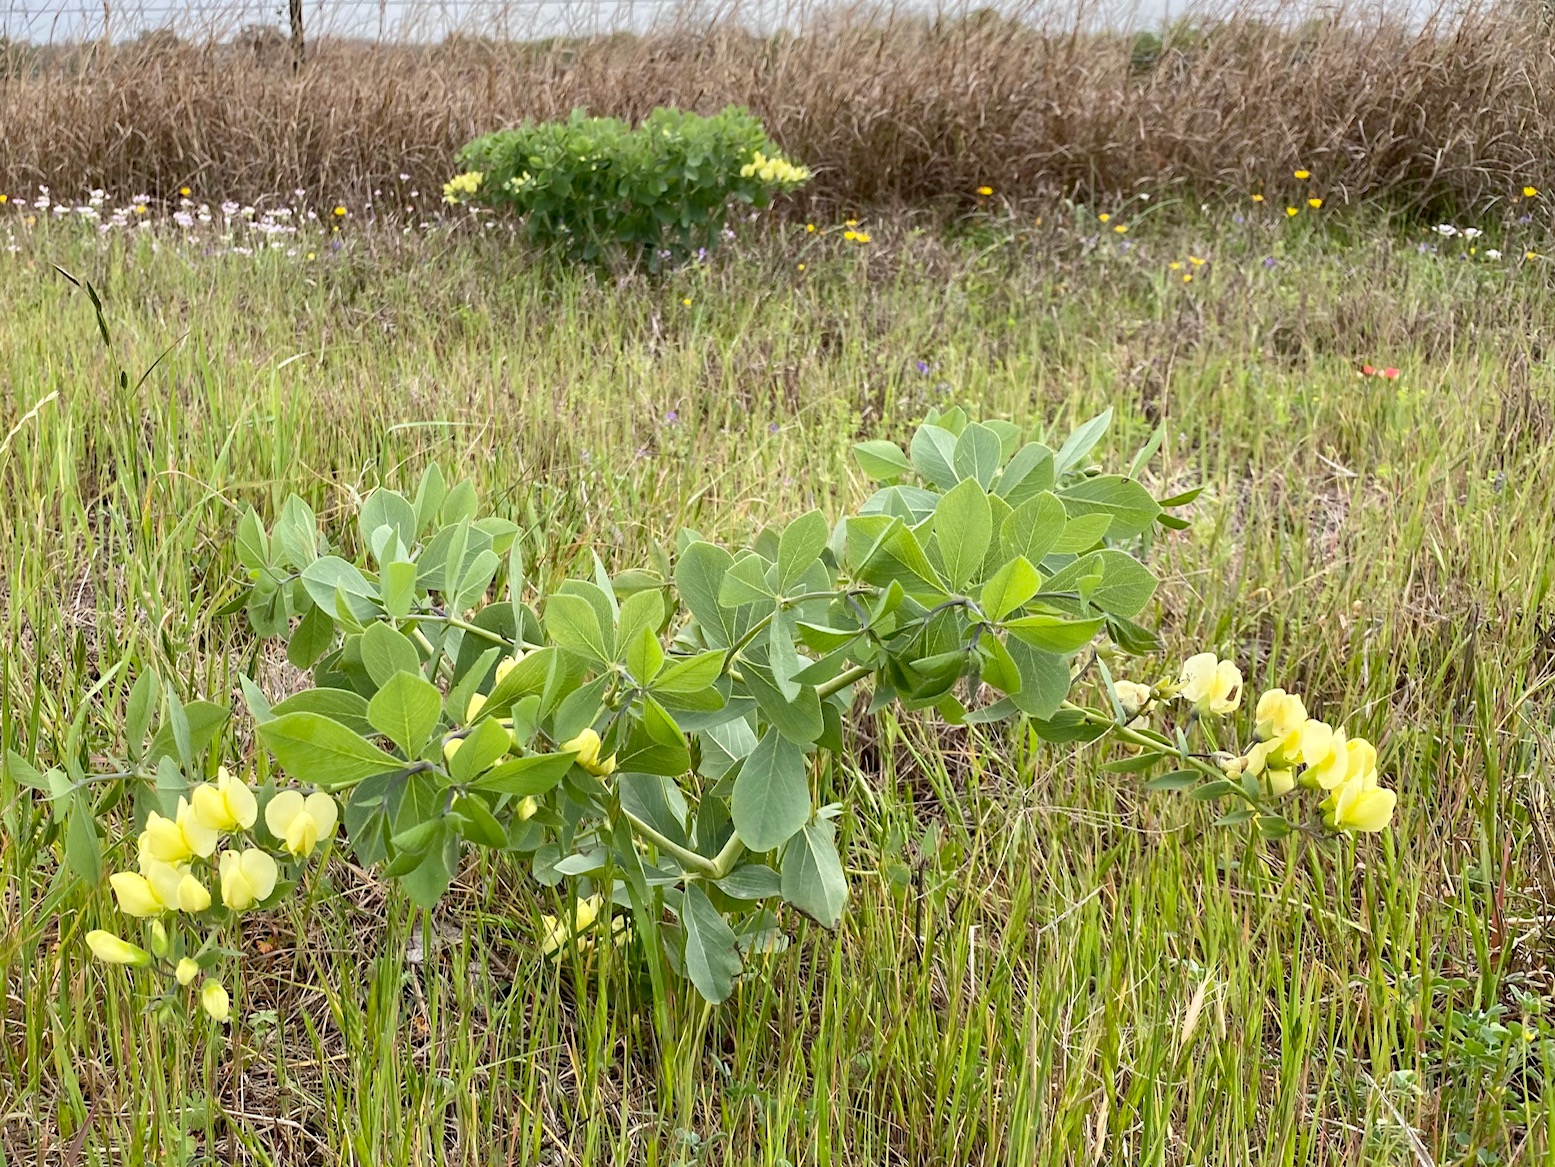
[1,0,1190,48]
[0,0,784,47]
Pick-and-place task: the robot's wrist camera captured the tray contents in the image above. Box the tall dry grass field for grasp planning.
[3,0,1555,211]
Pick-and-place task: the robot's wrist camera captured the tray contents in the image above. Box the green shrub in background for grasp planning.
[445,105,810,268]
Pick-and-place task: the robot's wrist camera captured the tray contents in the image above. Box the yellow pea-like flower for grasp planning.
[200,979,231,1023]
[1345,736,1378,781]
[560,728,617,777]
[138,809,195,865]
[1254,688,1308,742]
[219,848,280,911]
[190,766,259,833]
[1298,720,1350,789]
[1113,680,1153,719]
[86,930,151,966]
[516,795,539,821]
[1243,739,1297,797]
[265,790,339,858]
[466,692,487,722]
[171,871,212,913]
[109,871,166,917]
[1322,771,1396,833]
[173,796,219,859]
[1177,653,1243,714]
[538,894,605,956]
[175,957,200,986]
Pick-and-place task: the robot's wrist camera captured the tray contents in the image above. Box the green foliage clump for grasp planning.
[448,105,810,268]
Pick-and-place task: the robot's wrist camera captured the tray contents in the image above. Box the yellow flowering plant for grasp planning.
[1080,655,1398,837]
[8,673,341,1024]
[450,106,809,270]
[16,406,1393,1012]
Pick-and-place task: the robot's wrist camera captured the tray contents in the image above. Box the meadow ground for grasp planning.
[2,202,1555,1164]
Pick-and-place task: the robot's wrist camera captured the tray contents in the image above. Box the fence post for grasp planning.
[289,0,305,70]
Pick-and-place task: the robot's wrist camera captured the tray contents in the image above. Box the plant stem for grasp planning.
[817,664,872,700]
[618,807,744,879]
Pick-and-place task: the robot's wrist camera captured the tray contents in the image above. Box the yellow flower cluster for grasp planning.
[89,768,341,1022]
[1236,688,1396,831]
[441,170,484,205]
[739,151,810,186]
[538,893,628,956]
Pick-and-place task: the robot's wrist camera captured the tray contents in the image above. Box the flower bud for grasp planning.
[148,920,171,959]
[466,693,487,723]
[172,872,212,913]
[494,652,526,685]
[175,957,200,986]
[560,728,617,777]
[86,930,152,966]
[200,979,231,1023]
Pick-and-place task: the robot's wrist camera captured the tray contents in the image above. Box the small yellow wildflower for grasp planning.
[976,185,993,196]
[1098,212,1111,223]
[441,171,483,205]
[1251,193,1265,203]
[1176,652,1243,715]
[1307,197,1323,209]
[0,194,8,204]
[108,872,165,918]
[805,223,816,233]
[1298,721,1350,789]
[1321,768,1396,833]
[682,297,693,307]
[219,848,280,911]
[797,262,806,271]
[1286,206,1300,218]
[1188,255,1206,266]
[1113,680,1153,723]
[1182,274,1193,283]
[1524,186,1539,198]
[560,728,617,777]
[1113,224,1128,234]
[190,767,259,833]
[1168,261,1183,271]
[1293,169,1310,180]
[179,185,191,197]
[264,790,339,858]
[1255,689,1308,741]
[332,205,347,218]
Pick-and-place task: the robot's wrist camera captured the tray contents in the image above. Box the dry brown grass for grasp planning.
[2,1,1554,212]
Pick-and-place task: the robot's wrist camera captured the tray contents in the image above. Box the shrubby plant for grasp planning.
[16,407,1396,1017]
[445,105,809,268]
